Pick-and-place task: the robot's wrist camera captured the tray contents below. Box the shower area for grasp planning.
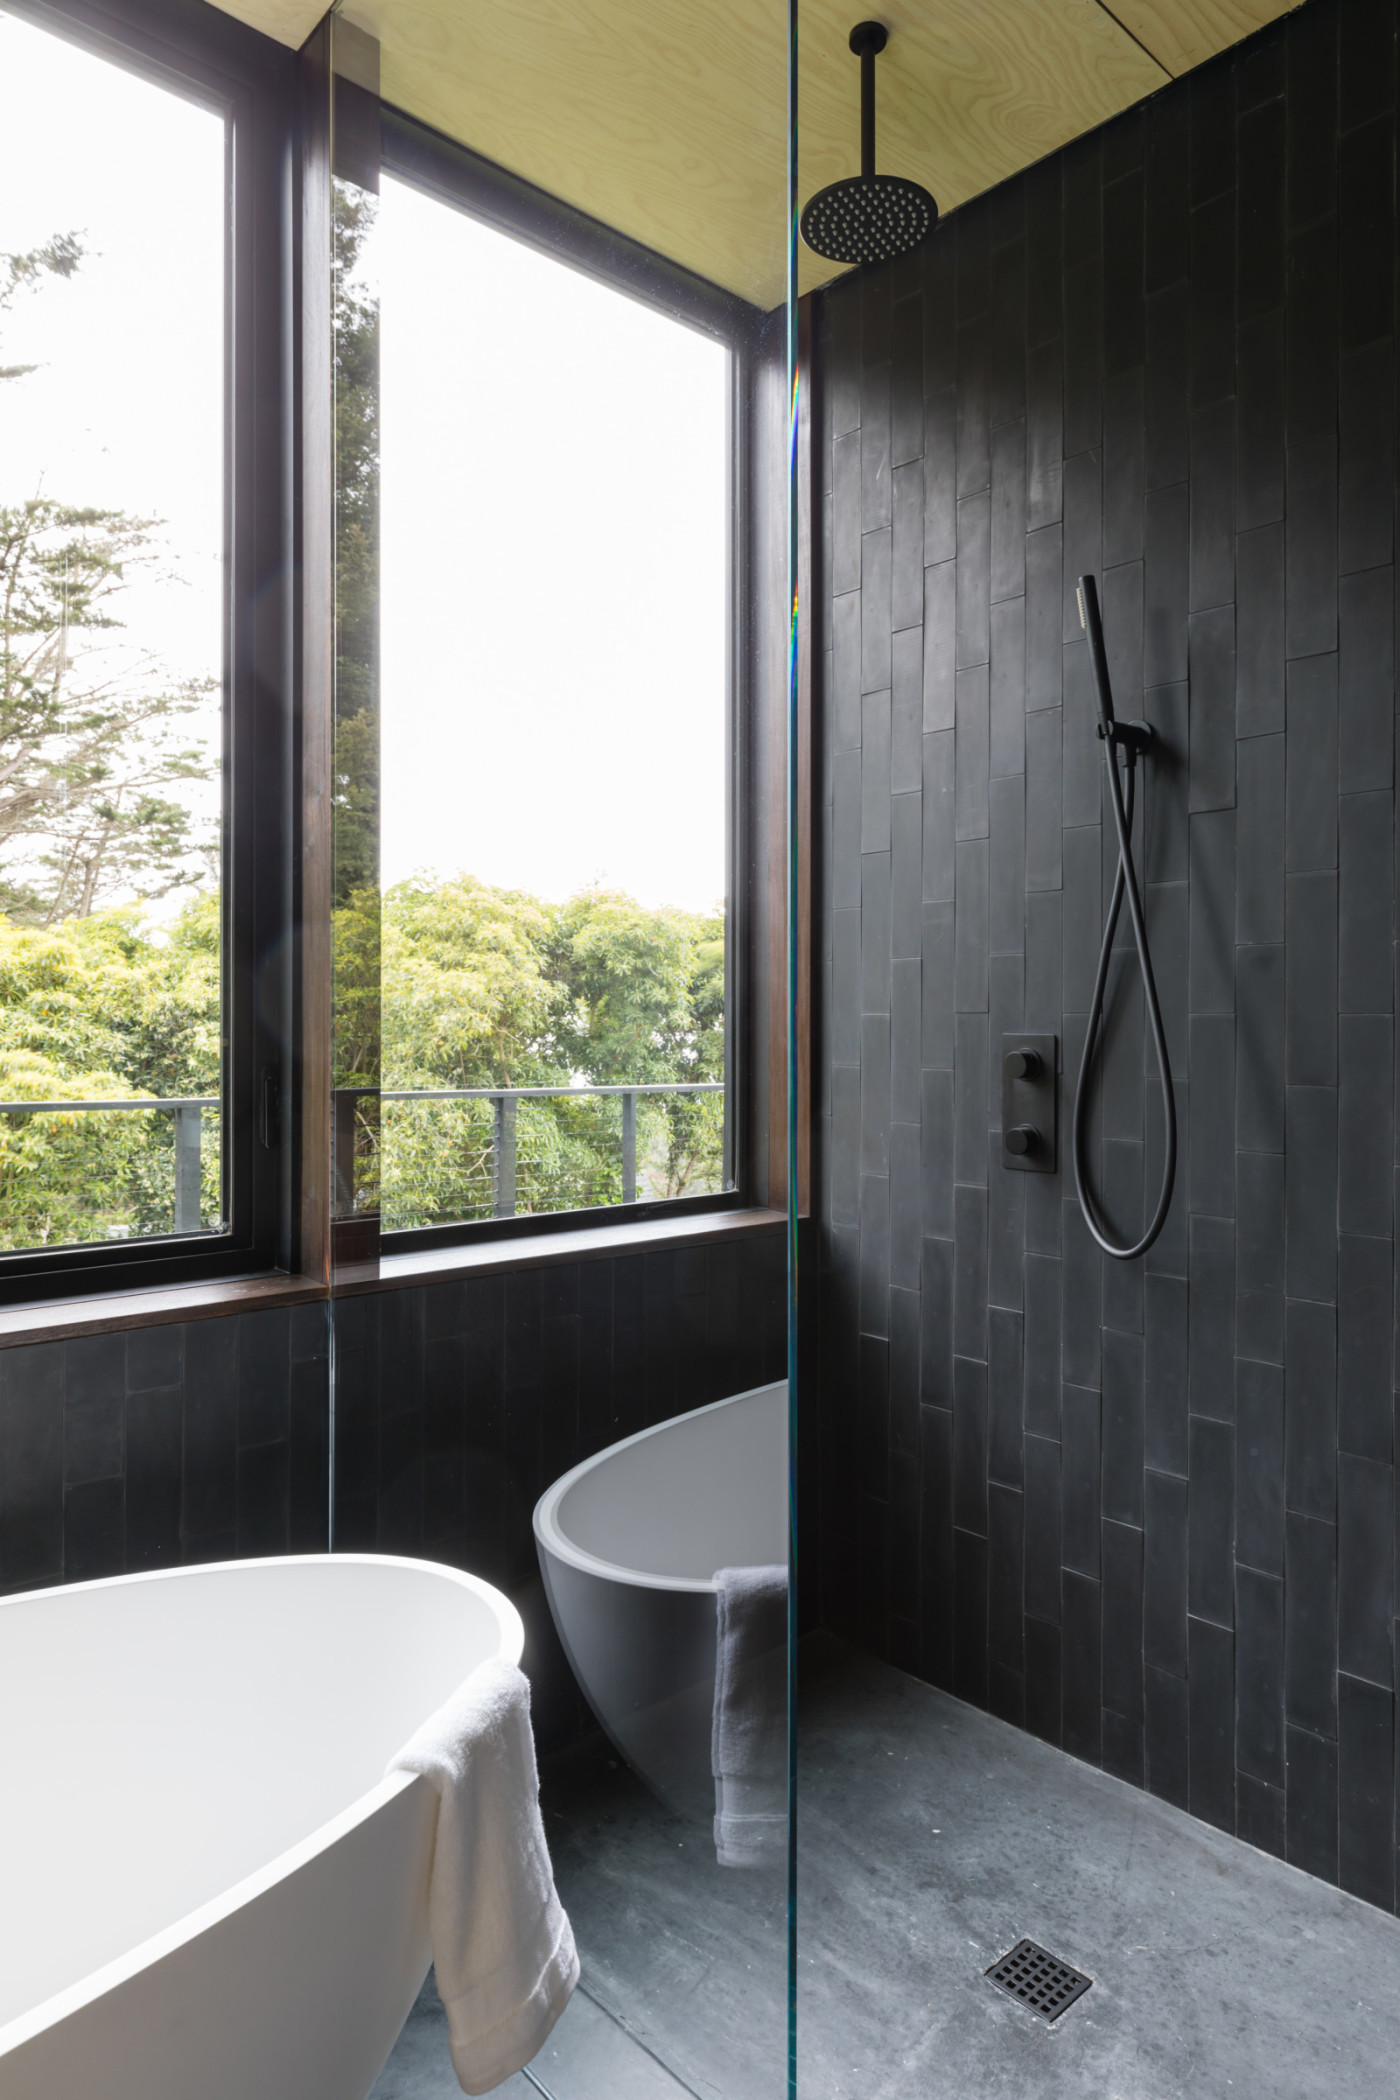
[4,0,1400,2093]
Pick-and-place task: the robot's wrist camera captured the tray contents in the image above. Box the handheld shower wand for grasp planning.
[1071,575,1177,1260]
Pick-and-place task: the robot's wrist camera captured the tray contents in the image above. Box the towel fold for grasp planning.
[388,1658,579,2095]
[711,1564,789,1870]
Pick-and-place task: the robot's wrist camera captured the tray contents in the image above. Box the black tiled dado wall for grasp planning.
[812,0,1400,1908]
[333,1230,786,1748]
[0,1305,329,1594]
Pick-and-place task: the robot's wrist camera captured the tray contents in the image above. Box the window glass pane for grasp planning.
[378,174,731,1230]
[0,8,225,1251]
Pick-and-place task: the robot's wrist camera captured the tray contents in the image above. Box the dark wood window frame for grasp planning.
[371,108,784,1259]
[0,0,301,1308]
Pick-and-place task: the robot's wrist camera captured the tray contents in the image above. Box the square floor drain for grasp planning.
[984,1938,1092,2022]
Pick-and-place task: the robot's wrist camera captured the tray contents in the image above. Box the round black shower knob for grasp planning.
[1006,1125,1040,1157]
[1004,1049,1042,1081]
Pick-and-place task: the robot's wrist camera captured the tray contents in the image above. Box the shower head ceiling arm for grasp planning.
[850,20,887,181]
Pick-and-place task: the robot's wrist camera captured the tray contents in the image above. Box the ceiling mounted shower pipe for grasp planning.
[1070,575,1178,1261]
[799,22,937,267]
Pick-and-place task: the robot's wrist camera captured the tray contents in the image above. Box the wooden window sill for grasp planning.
[0,1272,329,1351]
[335,1205,787,1296]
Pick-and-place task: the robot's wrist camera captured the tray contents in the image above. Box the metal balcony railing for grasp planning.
[0,1095,218,1231]
[0,1081,725,1232]
[373,1082,725,1216]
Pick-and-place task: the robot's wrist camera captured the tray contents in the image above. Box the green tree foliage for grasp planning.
[0,234,217,924]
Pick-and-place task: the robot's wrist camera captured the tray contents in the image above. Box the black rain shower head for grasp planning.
[800,22,937,268]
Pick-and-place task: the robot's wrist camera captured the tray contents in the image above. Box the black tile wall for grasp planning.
[334,1233,786,1750]
[812,0,1400,1910]
[0,1305,329,1593]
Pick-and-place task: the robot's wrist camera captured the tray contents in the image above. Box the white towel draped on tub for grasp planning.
[388,1658,579,2095]
[711,1564,789,1869]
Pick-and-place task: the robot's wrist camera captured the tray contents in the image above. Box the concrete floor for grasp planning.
[375,1635,1400,2098]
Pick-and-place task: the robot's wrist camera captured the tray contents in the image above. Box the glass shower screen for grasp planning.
[325,9,796,2096]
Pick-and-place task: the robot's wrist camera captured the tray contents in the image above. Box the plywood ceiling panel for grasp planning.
[207,0,1301,308]
[1106,0,1298,80]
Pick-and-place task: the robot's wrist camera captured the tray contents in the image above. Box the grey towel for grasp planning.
[711,1564,789,1869]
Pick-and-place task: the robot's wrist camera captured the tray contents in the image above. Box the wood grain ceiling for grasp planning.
[208,0,1303,307]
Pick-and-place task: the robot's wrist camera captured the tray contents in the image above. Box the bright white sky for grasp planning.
[378,177,729,911]
[0,8,224,689]
[0,3,731,921]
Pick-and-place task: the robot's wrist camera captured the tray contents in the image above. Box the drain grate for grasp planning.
[984,1938,1092,2022]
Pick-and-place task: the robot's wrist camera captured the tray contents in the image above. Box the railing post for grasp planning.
[621,1089,637,1203]
[174,1102,202,1232]
[494,1093,517,1217]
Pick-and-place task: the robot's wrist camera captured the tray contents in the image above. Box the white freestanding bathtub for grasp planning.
[533,1382,787,1820]
[0,1552,522,2100]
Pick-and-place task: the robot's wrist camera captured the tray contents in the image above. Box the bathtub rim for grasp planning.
[532,1380,787,1595]
[0,1551,523,2061]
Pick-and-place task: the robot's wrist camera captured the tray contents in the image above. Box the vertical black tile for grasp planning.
[988,1307,1024,1488]
[1146,290,1190,492]
[1188,1615,1236,1833]
[1024,1431,1062,1631]
[1236,313,1285,532]
[1236,946,1286,1157]
[1102,1329,1144,1527]
[1285,221,1339,660]
[1338,1673,1396,1909]
[1339,796,1394,1016]
[990,598,1026,781]
[1285,1511,1338,1740]
[1061,1569,1102,1764]
[1237,1150,1284,1365]
[1285,1086,1338,1302]
[1026,522,1064,714]
[1236,732,1284,943]
[1188,1014,1234,1217]
[63,1476,124,1584]
[1023,1254,1062,1439]
[953,1526,989,1708]
[1103,367,1145,568]
[1237,1358,1285,1576]
[1025,1614,1063,1744]
[1285,878,1338,1088]
[1285,652,1339,873]
[1102,1518,1144,1723]
[919,1403,954,1686]
[126,1386,182,1571]
[1237,1774,1287,1861]
[1188,1216,1234,1424]
[1338,1233,1392,1462]
[1238,97,1285,321]
[1339,569,1394,789]
[1,1345,64,1588]
[1339,1017,1392,1237]
[988,1481,1025,1673]
[1061,1382,1101,1578]
[1141,1276,1189,1495]
[1338,341,1394,574]
[1286,1724,1339,1885]
[1337,1453,1394,1687]
[1236,1565,1286,1785]
[1189,811,1235,1013]
[1189,1416,1235,1629]
[952,1183,988,1362]
[1146,1664,1190,1809]
[1285,1295,1337,1520]
[1025,708,1063,892]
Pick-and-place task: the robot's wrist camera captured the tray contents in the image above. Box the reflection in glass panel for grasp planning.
[377,176,731,1234]
[0,7,225,1249]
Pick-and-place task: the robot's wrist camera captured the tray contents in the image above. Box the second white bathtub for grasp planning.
[533,1381,788,1819]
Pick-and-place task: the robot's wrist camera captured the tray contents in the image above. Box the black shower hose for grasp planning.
[1071,574,1177,1261]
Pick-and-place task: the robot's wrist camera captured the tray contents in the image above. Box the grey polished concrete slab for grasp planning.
[797,1634,1400,2100]
[370,1970,693,2099]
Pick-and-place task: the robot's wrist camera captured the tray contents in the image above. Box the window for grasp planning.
[368,132,745,1245]
[0,0,291,1296]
